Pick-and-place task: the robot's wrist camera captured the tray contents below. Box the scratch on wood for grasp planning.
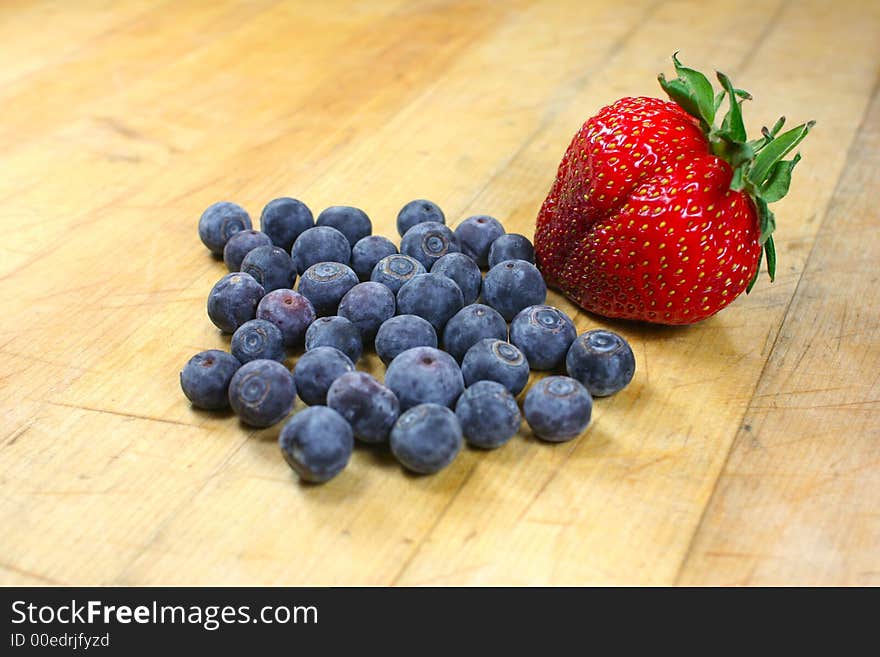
[0,560,63,585]
[835,303,848,352]
[0,349,95,373]
[516,440,581,524]
[752,385,852,399]
[622,452,676,478]
[704,550,772,560]
[749,398,879,411]
[46,400,200,427]
[3,424,31,447]
[96,116,143,140]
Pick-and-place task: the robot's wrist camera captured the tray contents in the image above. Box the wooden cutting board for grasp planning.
[0,0,877,585]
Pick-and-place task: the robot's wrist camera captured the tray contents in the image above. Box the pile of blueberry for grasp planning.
[181,198,635,483]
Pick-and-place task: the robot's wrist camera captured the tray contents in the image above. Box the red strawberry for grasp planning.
[535,55,813,324]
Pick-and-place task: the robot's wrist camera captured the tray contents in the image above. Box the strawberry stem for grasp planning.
[658,54,813,290]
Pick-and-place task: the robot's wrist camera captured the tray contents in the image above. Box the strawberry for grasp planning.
[534,54,813,324]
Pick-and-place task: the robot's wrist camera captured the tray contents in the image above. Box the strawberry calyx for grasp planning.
[658,53,814,291]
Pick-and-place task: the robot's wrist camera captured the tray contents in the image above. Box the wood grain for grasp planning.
[676,81,880,586]
[0,0,877,585]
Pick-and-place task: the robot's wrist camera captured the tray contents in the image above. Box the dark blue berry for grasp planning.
[442,304,507,362]
[256,289,316,347]
[180,350,241,410]
[400,221,460,270]
[509,305,576,371]
[455,380,521,449]
[198,201,252,255]
[460,338,529,396]
[384,346,464,411]
[454,215,505,269]
[482,259,547,321]
[316,206,372,247]
[223,229,272,272]
[207,272,265,333]
[305,316,363,363]
[291,226,351,275]
[351,235,398,281]
[370,254,426,294]
[396,199,445,237]
[523,376,591,442]
[396,273,463,332]
[337,281,396,340]
[430,252,481,305]
[327,371,400,444]
[292,346,355,406]
[390,403,462,474]
[565,330,635,397]
[488,233,535,268]
[279,406,353,483]
[296,261,358,316]
[374,314,438,365]
[260,197,314,251]
[231,319,285,364]
[240,244,296,293]
[228,359,297,428]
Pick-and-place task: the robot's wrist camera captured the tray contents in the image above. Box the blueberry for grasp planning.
[461,338,529,396]
[509,305,577,371]
[454,215,505,269]
[374,314,438,365]
[180,350,241,410]
[400,221,460,270]
[207,272,265,333]
[291,226,351,275]
[305,316,363,362]
[455,380,521,449]
[351,235,398,281]
[523,376,592,442]
[566,329,635,397]
[296,261,358,316]
[396,273,463,333]
[198,201,252,255]
[384,346,464,411]
[260,197,314,251]
[482,259,547,321]
[488,233,535,268]
[390,404,462,474]
[240,244,296,293]
[316,206,372,247]
[292,346,355,406]
[231,319,285,364]
[430,252,481,305]
[223,229,272,272]
[279,406,353,483]
[327,371,400,444]
[396,199,445,237]
[370,254,426,294]
[337,281,396,341]
[228,359,297,427]
[256,289,316,347]
[442,304,507,362]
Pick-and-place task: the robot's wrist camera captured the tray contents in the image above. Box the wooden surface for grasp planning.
[0,0,878,586]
